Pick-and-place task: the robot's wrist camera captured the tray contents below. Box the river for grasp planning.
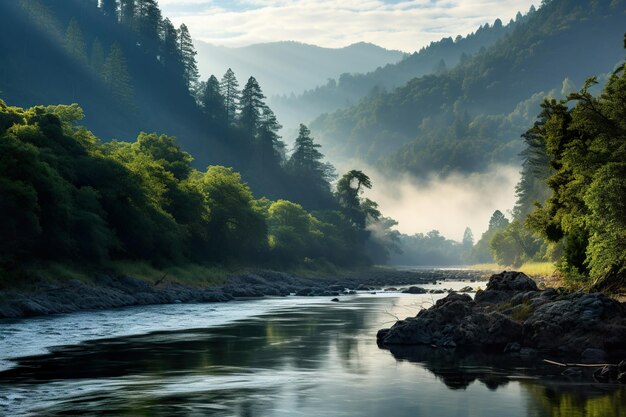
[1,281,624,416]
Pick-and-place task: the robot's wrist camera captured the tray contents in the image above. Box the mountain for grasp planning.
[195,41,405,97]
[268,11,530,129]
[309,0,626,178]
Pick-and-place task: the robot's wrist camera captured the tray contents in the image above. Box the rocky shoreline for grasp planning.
[377,271,626,384]
[0,268,486,319]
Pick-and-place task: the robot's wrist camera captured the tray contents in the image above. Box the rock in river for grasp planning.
[377,271,626,358]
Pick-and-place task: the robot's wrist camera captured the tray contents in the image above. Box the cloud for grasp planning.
[349,163,520,241]
[159,0,539,52]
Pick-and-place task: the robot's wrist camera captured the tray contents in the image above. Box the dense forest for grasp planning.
[310,0,626,179]
[0,99,399,274]
[483,42,626,290]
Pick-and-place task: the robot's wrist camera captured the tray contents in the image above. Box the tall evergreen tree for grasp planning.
[220,68,240,125]
[238,76,266,136]
[65,18,87,64]
[177,24,199,89]
[257,107,285,165]
[200,75,226,124]
[135,0,161,54]
[100,0,118,19]
[288,124,334,186]
[119,0,135,27]
[159,17,182,74]
[102,43,133,104]
[90,38,105,74]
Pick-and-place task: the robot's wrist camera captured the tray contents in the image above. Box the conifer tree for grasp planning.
[90,38,105,74]
[136,0,161,54]
[177,24,199,89]
[65,18,88,64]
[103,43,133,104]
[220,68,240,125]
[288,124,334,185]
[238,76,266,136]
[159,18,182,74]
[119,0,135,27]
[200,75,226,124]
[257,107,285,165]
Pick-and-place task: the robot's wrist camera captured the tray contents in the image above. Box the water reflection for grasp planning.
[1,296,625,416]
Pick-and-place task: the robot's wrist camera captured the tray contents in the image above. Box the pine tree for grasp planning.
[220,68,240,125]
[177,24,199,89]
[91,38,105,74]
[100,0,118,20]
[65,18,88,64]
[102,43,133,104]
[257,107,285,165]
[136,0,161,54]
[200,75,226,124]
[159,18,182,74]
[288,124,334,184]
[119,0,135,27]
[238,76,266,136]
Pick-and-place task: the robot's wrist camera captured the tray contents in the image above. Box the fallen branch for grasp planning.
[543,359,614,368]
[154,272,168,287]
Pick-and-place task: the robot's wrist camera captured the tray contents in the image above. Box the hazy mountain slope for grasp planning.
[310,0,626,177]
[0,0,236,169]
[195,41,405,97]
[269,12,529,129]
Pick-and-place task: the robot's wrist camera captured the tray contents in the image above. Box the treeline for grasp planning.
[0,100,397,271]
[481,44,626,290]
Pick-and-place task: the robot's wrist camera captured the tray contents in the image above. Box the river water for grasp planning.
[1,281,624,416]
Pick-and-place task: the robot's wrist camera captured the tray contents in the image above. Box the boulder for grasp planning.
[402,286,428,294]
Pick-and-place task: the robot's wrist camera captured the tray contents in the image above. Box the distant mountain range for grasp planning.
[194,41,405,97]
[267,10,533,130]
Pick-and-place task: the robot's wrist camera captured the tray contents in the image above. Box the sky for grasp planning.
[160,0,540,52]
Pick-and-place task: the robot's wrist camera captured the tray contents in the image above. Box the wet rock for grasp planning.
[562,368,583,378]
[581,348,607,362]
[459,286,474,293]
[331,298,340,302]
[377,270,626,357]
[402,286,428,294]
[593,365,618,382]
[384,287,398,292]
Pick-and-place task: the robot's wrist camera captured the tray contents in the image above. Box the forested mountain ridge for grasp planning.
[195,41,405,97]
[269,9,529,129]
[0,0,340,208]
[0,0,212,159]
[310,0,626,178]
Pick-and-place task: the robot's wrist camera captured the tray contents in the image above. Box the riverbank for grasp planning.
[0,267,488,319]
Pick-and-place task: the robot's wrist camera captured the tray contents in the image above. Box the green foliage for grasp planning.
[517,48,626,288]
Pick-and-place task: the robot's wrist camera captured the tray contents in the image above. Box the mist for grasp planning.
[356,164,521,241]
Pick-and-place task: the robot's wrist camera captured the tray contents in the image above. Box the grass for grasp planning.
[0,261,235,291]
[104,261,231,287]
[468,262,557,278]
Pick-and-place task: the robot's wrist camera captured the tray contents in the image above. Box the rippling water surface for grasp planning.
[1,281,624,416]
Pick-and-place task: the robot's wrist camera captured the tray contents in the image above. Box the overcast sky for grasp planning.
[159,0,539,52]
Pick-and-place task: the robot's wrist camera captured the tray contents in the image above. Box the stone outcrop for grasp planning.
[377,271,626,360]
